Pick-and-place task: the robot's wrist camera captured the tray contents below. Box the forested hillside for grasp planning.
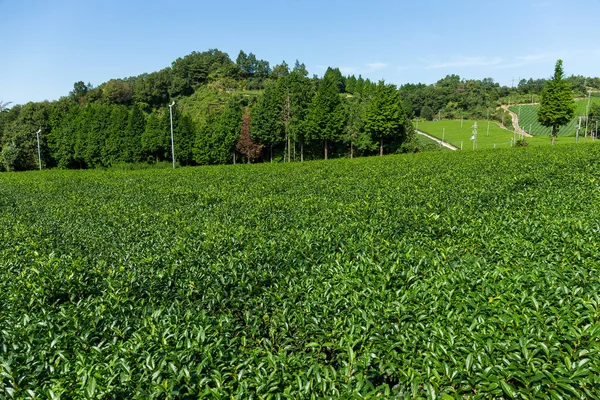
[1,48,599,171]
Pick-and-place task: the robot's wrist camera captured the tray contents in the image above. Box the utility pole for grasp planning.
[471,121,477,150]
[585,89,591,137]
[576,116,581,143]
[169,101,176,169]
[36,129,42,170]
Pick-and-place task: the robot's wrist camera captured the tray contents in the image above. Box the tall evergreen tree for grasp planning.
[251,83,284,161]
[141,110,167,162]
[343,97,374,158]
[194,99,242,165]
[304,68,345,160]
[364,81,406,156]
[124,104,146,162]
[103,105,128,165]
[346,75,357,95]
[84,103,111,167]
[287,68,314,162]
[538,60,576,144]
[169,108,195,166]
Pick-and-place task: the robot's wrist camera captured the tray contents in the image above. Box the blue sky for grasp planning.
[2,0,599,106]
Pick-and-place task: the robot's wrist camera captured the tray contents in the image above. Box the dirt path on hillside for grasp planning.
[500,105,533,137]
[416,130,458,150]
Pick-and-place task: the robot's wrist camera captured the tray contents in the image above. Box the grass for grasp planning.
[417,119,597,150]
[509,97,600,137]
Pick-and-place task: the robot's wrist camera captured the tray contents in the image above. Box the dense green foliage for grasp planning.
[2,145,600,398]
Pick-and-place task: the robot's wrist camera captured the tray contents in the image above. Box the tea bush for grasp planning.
[2,145,600,398]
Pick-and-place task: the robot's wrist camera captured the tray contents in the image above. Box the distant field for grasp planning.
[418,119,596,150]
[509,97,600,137]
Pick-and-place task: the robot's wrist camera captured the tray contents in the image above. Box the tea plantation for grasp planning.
[2,145,600,398]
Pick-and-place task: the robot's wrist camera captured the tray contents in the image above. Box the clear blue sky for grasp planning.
[2,0,599,106]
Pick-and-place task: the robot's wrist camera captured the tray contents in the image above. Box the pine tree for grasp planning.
[538,60,575,145]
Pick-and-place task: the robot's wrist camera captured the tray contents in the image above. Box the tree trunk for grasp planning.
[380,138,383,156]
[350,142,354,159]
[324,140,328,160]
[301,142,304,162]
[233,150,236,164]
[293,142,296,161]
[270,145,273,162]
[288,135,291,162]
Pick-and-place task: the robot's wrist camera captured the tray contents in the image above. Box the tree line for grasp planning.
[1,48,599,171]
[0,49,414,171]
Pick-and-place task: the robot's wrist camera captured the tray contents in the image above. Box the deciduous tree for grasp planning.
[236,109,263,163]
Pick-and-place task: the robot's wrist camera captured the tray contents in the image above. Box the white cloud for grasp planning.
[339,66,358,75]
[329,62,389,76]
[495,53,553,69]
[366,62,388,71]
[425,56,504,69]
